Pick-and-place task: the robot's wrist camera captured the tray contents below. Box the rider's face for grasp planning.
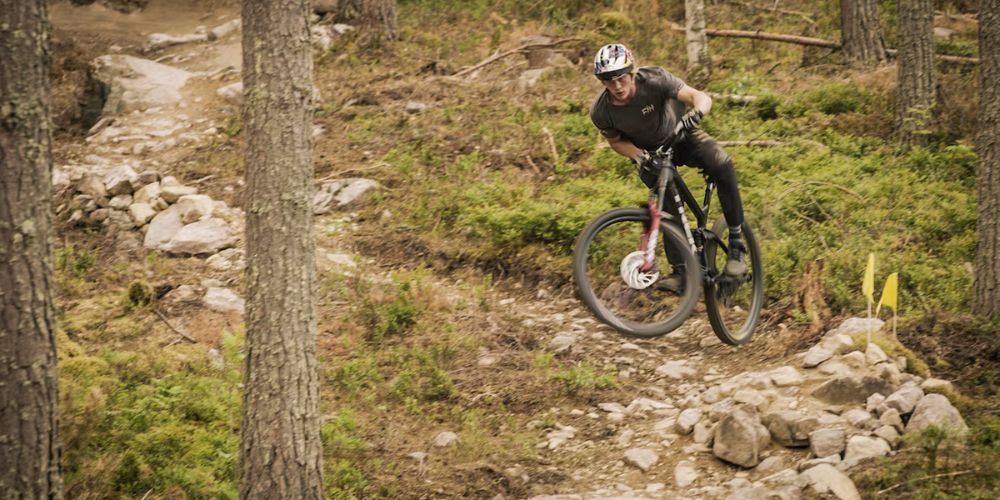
[602,73,635,103]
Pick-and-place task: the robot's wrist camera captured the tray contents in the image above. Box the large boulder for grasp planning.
[765,411,818,447]
[883,385,925,415]
[163,218,236,255]
[808,428,846,458]
[713,406,771,467]
[800,464,860,500]
[175,194,215,224]
[86,55,194,122]
[843,435,891,463]
[144,204,184,250]
[203,287,245,314]
[905,394,968,435]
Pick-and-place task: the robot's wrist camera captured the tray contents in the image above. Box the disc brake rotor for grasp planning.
[620,251,659,290]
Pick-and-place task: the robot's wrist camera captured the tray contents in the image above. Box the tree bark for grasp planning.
[239,0,323,498]
[975,0,1000,317]
[0,0,63,498]
[685,0,712,83]
[896,0,938,147]
[325,0,399,42]
[840,0,888,66]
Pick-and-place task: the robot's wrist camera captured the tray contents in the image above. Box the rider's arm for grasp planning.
[606,134,645,163]
[677,85,712,115]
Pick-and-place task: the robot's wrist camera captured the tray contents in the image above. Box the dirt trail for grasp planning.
[49,3,906,499]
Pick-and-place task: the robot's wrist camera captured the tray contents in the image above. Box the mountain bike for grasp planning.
[573,125,764,345]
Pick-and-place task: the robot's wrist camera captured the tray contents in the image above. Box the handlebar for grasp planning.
[652,120,690,157]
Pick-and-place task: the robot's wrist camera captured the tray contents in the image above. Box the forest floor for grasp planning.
[47,1,997,498]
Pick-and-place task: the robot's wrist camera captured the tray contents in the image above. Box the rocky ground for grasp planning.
[47,2,975,499]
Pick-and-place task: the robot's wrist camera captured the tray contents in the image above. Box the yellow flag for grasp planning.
[877,273,898,315]
[863,253,875,301]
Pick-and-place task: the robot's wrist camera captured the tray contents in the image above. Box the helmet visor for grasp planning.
[596,64,633,81]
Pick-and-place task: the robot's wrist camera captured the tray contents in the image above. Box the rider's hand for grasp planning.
[680,109,704,133]
[633,151,652,172]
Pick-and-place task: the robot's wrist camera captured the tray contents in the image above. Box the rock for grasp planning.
[89,208,112,224]
[109,194,133,210]
[674,460,699,487]
[103,165,138,195]
[332,23,354,34]
[808,428,846,458]
[677,408,703,434]
[803,346,834,368]
[598,402,627,414]
[623,448,658,472]
[840,351,867,369]
[404,101,428,114]
[934,26,957,38]
[865,343,889,365]
[755,456,785,476]
[163,218,236,255]
[905,394,968,435]
[733,389,769,412]
[432,431,459,447]
[76,174,108,199]
[874,425,901,448]
[843,435,890,463]
[175,194,215,223]
[88,55,194,118]
[324,253,357,269]
[811,375,897,405]
[713,407,771,468]
[655,360,697,380]
[128,203,156,225]
[203,287,245,314]
[311,25,335,51]
[144,204,185,250]
[818,361,852,377]
[206,248,245,272]
[877,362,902,385]
[867,393,886,413]
[312,180,345,215]
[164,285,199,304]
[820,333,855,355]
[616,428,635,446]
[879,408,904,431]
[827,317,884,338]
[842,409,876,430]
[544,424,576,449]
[766,411,817,447]
[884,385,924,415]
[799,454,841,471]
[800,463,860,500]
[548,334,576,353]
[693,420,715,445]
[769,366,805,387]
[217,82,244,102]
[133,181,161,205]
[921,378,955,394]
[160,183,198,203]
[334,179,379,207]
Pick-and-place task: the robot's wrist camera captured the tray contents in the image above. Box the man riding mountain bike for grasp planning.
[589,43,748,293]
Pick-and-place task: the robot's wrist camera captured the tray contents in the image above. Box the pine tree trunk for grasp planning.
[239,0,323,497]
[975,0,1000,317]
[328,0,398,41]
[896,0,937,146]
[0,0,63,497]
[840,0,887,66]
[685,0,711,83]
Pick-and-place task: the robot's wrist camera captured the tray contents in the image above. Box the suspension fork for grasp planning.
[639,194,661,272]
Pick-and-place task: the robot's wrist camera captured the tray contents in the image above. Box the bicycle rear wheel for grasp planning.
[573,208,701,338]
[704,219,765,345]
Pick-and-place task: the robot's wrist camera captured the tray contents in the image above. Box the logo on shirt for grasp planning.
[641,104,654,115]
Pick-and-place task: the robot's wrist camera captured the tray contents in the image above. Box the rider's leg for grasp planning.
[673,131,747,275]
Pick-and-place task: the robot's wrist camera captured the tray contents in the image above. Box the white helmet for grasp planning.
[594,43,635,80]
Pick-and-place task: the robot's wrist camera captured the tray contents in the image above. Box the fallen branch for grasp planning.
[670,26,979,64]
[155,309,197,344]
[450,37,580,79]
[875,470,973,496]
[541,127,560,165]
[724,0,817,25]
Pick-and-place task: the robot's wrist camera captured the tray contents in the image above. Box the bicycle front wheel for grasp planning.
[704,220,765,345]
[573,208,701,338]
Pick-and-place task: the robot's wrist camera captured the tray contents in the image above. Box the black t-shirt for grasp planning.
[589,67,688,151]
